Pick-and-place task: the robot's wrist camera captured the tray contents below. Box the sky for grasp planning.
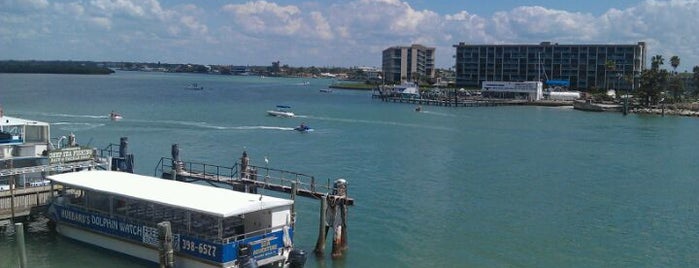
[1,0,698,71]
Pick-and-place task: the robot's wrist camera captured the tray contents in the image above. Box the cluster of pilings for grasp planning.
[314,179,350,258]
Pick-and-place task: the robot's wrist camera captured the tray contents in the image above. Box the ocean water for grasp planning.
[1,71,699,267]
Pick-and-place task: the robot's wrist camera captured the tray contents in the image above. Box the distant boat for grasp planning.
[185,83,204,90]
[320,88,332,93]
[109,111,123,121]
[267,105,295,117]
[415,106,422,112]
[294,123,313,132]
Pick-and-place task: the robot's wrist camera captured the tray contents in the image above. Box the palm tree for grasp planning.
[670,55,680,74]
[605,60,616,91]
[651,55,664,70]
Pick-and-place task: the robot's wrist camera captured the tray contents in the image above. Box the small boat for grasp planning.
[109,111,123,121]
[185,83,204,90]
[267,105,295,117]
[46,170,306,268]
[294,124,313,132]
[415,105,422,112]
[320,88,332,93]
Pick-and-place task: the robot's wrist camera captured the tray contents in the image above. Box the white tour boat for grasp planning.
[267,105,295,118]
[46,170,306,268]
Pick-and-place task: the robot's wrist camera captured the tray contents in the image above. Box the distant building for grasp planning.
[382,44,435,84]
[453,42,647,91]
[481,81,543,101]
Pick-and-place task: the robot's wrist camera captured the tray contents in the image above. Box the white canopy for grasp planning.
[48,170,293,218]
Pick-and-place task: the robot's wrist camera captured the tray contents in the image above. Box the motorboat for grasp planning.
[109,111,123,121]
[294,124,313,132]
[415,105,422,112]
[185,83,204,90]
[267,105,295,117]
[320,88,332,93]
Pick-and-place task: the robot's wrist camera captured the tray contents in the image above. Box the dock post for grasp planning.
[330,197,343,258]
[313,196,328,256]
[240,151,249,179]
[68,132,76,147]
[171,144,181,180]
[158,221,174,268]
[291,182,298,228]
[8,159,16,224]
[331,179,348,258]
[15,222,27,268]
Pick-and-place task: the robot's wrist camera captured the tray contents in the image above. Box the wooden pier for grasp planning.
[158,145,354,257]
[372,93,527,107]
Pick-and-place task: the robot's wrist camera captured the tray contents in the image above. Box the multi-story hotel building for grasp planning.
[382,44,436,84]
[453,42,646,91]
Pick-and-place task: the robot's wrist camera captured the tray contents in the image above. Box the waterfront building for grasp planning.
[382,44,436,84]
[453,42,646,91]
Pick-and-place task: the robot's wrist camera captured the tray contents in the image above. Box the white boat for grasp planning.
[267,105,295,118]
[185,83,204,90]
[319,88,332,93]
[109,111,123,121]
[46,170,306,268]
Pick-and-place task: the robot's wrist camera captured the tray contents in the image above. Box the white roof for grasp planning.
[47,170,293,218]
[0,115,50,127]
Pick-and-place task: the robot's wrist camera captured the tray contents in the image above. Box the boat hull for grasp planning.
[56,223,228,268]
[267,111,295,117]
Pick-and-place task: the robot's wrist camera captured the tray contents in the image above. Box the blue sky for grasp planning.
[1,0,697,71]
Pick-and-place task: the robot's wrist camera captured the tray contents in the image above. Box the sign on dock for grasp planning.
[48,147,94,164]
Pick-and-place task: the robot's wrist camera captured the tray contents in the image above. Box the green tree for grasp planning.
[605,60,616,91]
[639,68,669,106]
[668,76,683,103]
[651,55,664,70]
[693,65,699,97]
[670,55,680,74]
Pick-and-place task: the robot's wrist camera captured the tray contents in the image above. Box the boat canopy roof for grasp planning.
[47,170,293,218]
[276,105,291,109]
[0,115,50,127]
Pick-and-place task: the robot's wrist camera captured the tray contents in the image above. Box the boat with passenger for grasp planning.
[185,83,204,90]
[293,123,312,132]
[46,170,306,268]
[109,111,123,121]
[267,105,295,118]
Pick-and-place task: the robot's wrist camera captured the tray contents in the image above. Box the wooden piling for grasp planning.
[340,201,348,251]
[8,159,15,224]
[331,197,343,258]
[171,144,180,180]
[158,221,174,268]
[15,222,27,268]
[291,182,298,228]
[313,196,327,256]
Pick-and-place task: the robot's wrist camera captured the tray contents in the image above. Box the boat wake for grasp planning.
[304,115,454,131]
[52,122,106,131]
[420,111,456,117]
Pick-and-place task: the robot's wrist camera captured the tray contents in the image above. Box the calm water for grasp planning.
[1,71,699,267]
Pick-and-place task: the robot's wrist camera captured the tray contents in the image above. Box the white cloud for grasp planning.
[222,1,302,35]
[4,0,699,70]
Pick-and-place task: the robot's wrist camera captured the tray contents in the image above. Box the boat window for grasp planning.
[25,125,48,143]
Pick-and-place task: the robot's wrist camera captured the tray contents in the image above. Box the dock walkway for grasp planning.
[155,156,354,205]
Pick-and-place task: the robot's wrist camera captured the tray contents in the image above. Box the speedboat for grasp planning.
[185,83,204,90]
[267,105,295,117]
[294,124,313,132]
[109,111,123,121]
[320,88,332,93]
[415,105,422,112]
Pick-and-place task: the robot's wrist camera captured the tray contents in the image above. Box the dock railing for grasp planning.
[154,157,343,202]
